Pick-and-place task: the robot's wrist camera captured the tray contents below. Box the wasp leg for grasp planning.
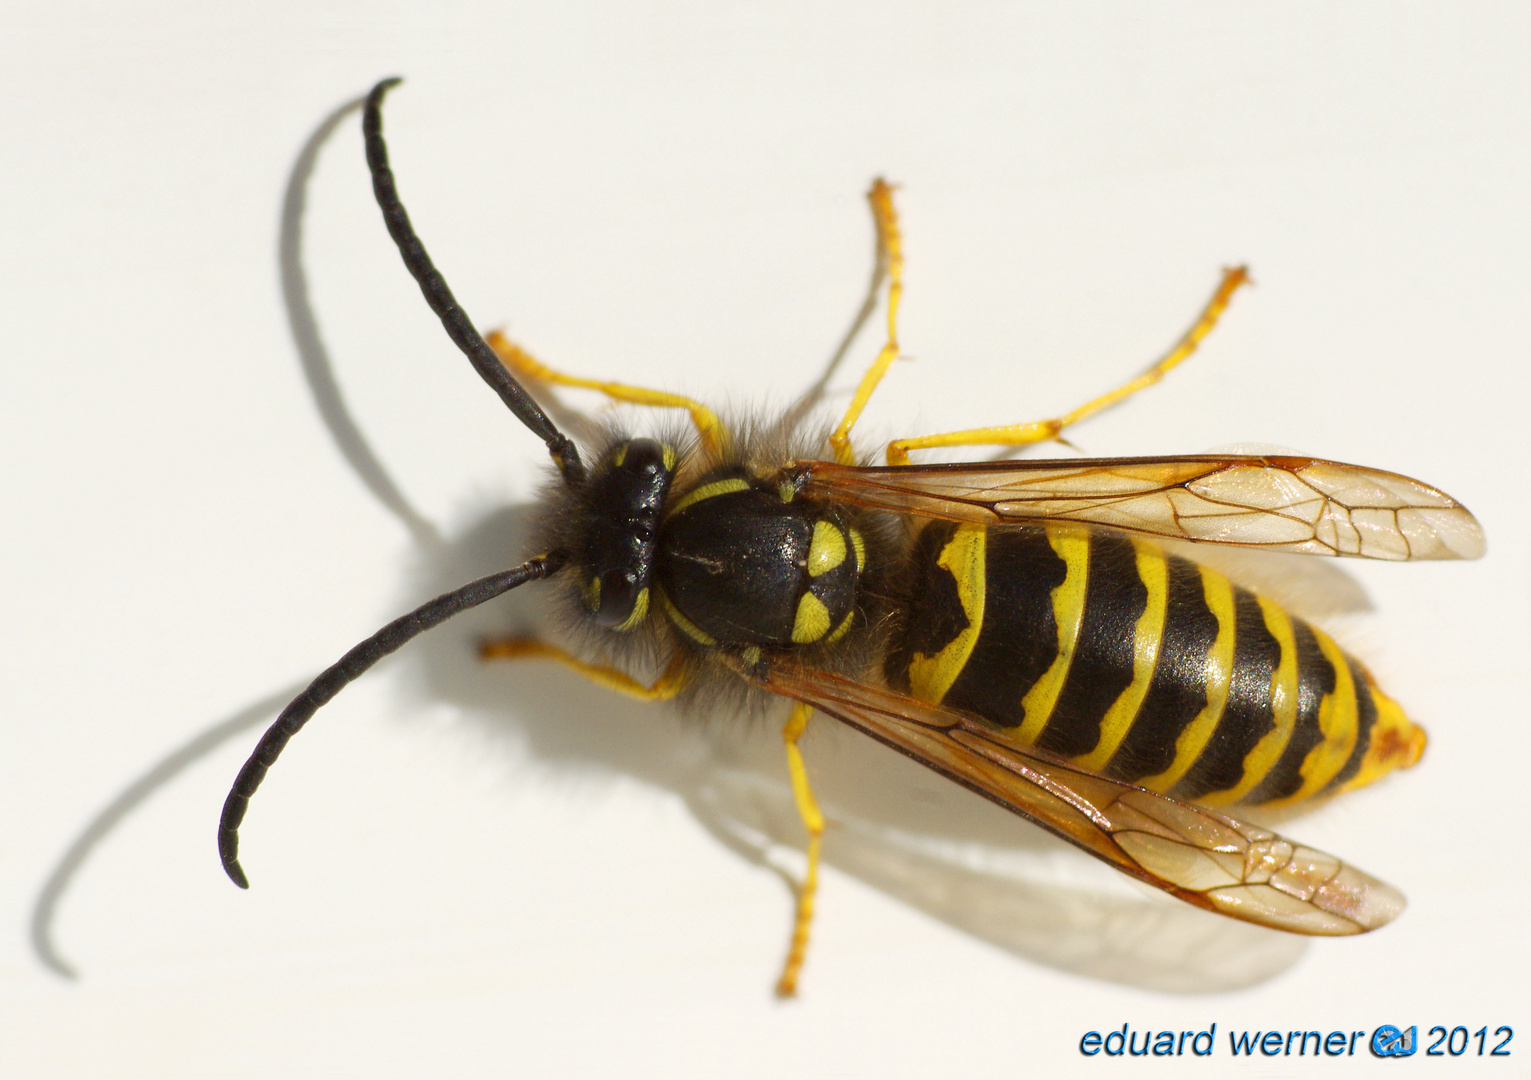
[479,638,690,701]
[484,330,727,459]
[775,701,826,998]
[828,179,906,466]
[785,181,896,431]
[883,266,1251,465]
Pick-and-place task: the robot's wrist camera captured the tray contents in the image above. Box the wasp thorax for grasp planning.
[654,474,864,649]
[579,438,675,630]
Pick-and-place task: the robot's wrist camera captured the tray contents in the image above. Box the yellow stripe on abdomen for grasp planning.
[1265,626,1359,806]
[906,525,986,705]
[1137,565,1236,792]
[1338,676,1427,794]
[1013,527,1091,743]
[1075,539,1168,771]
[1201,595,1299,806]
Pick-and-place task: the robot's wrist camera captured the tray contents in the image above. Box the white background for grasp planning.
[2,4,1526,1078]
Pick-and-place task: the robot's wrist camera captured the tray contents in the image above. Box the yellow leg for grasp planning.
[884,266,1252,465]
[484,330,728,459]
[480,637,689,701]
[828,179,906,466]
[775,702,825,998]
[784,181,895,430]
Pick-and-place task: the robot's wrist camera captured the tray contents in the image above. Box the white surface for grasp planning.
[2,4,1526,1077]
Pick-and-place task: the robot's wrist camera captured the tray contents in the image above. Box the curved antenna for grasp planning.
[219,551,567,888]
[284,93,441,547]
[363,77,585,485]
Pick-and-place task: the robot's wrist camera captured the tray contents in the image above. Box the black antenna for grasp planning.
[363,77,584,485]
[219,552,567,887]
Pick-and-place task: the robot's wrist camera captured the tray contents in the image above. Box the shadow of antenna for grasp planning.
[31,683,304,978]
[31,86,440,980]
[279,92,439,547]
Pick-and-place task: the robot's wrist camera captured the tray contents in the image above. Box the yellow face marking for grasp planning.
[613,586,650,633]
[848,527,866,571]
[1264,626,1359,806]
[742,645,762,665]
[581,575,601,614]
[665,477,751,519]
[907,525,986,705]
[806,521,847,578]
[1013,527,1089,743]
[1201,595,1299,806]
[661,444,677,472]
[1075,540,1168,771]
[1338,675,1427,794]
[778,480,795,504]
[611,443,629,468]
[1138,566,1236,793]
[656,587,716,647]
[791,592,832,644]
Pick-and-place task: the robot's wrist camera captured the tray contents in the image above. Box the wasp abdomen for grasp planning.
[887,522,1424,807]
[655,479,861,649]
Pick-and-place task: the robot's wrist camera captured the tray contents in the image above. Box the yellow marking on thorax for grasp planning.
[1075,540,1169,771]
[906,525,986,705]
[806,521,847,577]
[1013,527,1090,744]
[792,593,833,644]
[1200,595,1298,806]
[1263,626,1358,807]
[614,586,650,632]
[656,586,717,647]
[848,527,866,570]
[823,609,855,645]
[1137,567,1235,793]
[665,477,750,519]
[1337,674,1427,794]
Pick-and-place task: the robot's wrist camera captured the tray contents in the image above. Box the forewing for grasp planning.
[795,455,1483,560]
[751,662,1404,935]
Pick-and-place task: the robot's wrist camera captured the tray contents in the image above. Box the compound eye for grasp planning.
[617,438,671,476]
[593,567,641,628]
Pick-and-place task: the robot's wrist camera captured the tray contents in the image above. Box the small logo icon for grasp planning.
[1371,1026,1418,1057]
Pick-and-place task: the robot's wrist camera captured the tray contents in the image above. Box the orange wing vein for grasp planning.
[747,660,1406,935]
[793,455,1483,560]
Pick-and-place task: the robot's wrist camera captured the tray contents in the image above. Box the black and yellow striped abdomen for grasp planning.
[885,522,1425,807]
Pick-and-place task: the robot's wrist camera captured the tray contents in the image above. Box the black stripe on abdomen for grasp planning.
[1171,585,1279,801]
[1034,531,1146,759]
[1244,618,1338,803]
[1321,655,1381,794]
[1105,554,1219,783]
[884,520,967,692]
[941,527,1067,723]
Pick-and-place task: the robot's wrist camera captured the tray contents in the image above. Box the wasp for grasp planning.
[219,79,1485,997]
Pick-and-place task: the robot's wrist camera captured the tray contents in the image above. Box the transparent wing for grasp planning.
[793,455,1484,560]
[747,661,1405,935]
